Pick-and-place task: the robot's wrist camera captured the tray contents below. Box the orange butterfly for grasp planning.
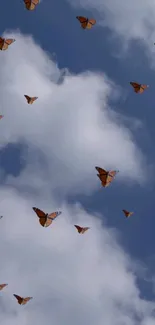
[122,210,134,218]
[13,294,33,305]
[33,207,62,227]
[95,166,118,187]
[74,225,90,234]
[24,0,39,10]
[0,283,8,291]
[0,38,15,51]
[76,16,96,29]
[130,82,149,94]
[24,95,38,104]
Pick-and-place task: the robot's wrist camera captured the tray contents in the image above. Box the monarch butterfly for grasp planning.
[122,210,134,218]
[24,95,38,104]
[32,207,62,227]
[0,284,8,290]
[95,166,118,187]
[76,16,96,29]
[130,82,149,94]
[13,294,33,305]
[24,0,39,10]
[0,38,15,51]
[74,225,90,234]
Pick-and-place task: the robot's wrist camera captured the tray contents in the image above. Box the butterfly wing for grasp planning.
[130,82,141,93]
[32,207,46,218]
[139,84,148,93]
[76,16,88,29]
[88,19,96,25]
[95,166,107,174]
[44,211,61,227]
[0,38,5,50]
[74,225,82,233]
[0,283,8,290]
[81,227,90,234]
[5,39,15,45]
[13,294,23,304]
[31,96,38,103]
[95,166,108,187]
[22,297,33,305]
[24,95,31,103]
[39,217,47,227]
[48,211,62,221]
[76,16,87,23]
[1,38,15,50]
[44,217,53,227]
[24,0,36,10]
[87,18,96,29]
[32,0,39,4]
[105,170,118,187]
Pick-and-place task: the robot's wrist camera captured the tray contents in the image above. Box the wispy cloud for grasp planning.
[66,0,155,53]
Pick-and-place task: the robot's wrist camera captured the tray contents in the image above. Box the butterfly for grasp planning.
[76,16,96,29]
[13,294,33,305]
[0,38,15,51]
[24,95,38,104]
[0,284,8,291]
[32,207,62,227]
[74,225,90,234]
[24,0,39,10]
[95,166,119,187]
[122,210,134,218]
[130,82,149,94]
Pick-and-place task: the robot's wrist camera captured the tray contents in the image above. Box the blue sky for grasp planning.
[0,0,155,324]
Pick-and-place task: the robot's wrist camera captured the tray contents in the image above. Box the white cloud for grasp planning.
[0,187,154,325]
[0,31,147,196]
[67,0,155,51]
[0,31,153,325]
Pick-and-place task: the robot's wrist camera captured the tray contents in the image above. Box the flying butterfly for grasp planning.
[0,284,8,291]
[130,82,149,94]
[32,207,62,227]
[13,294,33,305]
[74,225,90,234]
[122,210,134,218]
[24,95,38,104]
[95,166,118,187]
[0,38,15,51]
[24,0,39,10]
[76,16,96,29]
